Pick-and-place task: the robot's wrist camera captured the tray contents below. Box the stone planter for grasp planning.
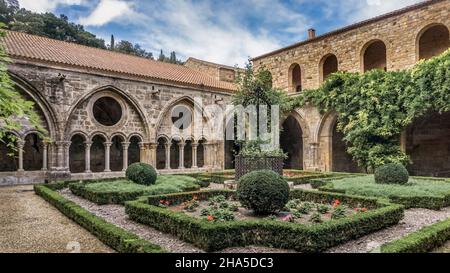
[235,155,284,180]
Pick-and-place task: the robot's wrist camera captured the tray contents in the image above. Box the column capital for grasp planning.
[84,141,93,146]
[148,143,158,149]
[17,139,25,148]
[104,142,113,148]
[121,142,131,149]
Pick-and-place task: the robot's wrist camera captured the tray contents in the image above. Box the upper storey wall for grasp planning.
[253,0,450,92]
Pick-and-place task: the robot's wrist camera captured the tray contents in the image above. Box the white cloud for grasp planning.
[18,0,87,13]
[78,0,139,27]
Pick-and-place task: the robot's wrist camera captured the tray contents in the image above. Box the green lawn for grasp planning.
[84,175,200,195]
[329,175,450,199]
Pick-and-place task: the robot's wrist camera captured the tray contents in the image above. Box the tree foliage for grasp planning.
[0,26,44,144]
[290,49,450,172]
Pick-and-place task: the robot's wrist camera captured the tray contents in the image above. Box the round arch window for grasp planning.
[93,97,123,126]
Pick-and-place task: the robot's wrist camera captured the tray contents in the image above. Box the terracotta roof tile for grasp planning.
[1,30,236,92]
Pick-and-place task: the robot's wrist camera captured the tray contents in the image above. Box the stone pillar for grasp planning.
[55,141,66,170]
[17,139,25,172]
[148,143,158,167]
[84,141,92,173]
[64,141,71,171]
[165,144,171,170]
[122,142,130,171]
[104,142,112,172]
[192,143,198,168]
[309,143,320,171]
[139,143,146,163]
[41,142,48,171]
[178,141,185,169]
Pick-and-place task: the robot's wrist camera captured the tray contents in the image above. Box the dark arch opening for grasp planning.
[332,124,360,173]
[91,135,106,172]
[184,140,193,168]
[322,54,338,82]
[363,41,387,72]
[406,111,450,177]
[110,136,124,172]
[23,133,43,171]
[280,116,303,169]
[419,24,450,60]
[0,134,18,172]
[290,64,302,92]
[170,139,180,169]
[198,139,206,168]
[69,134,85,173]
[128,136,141,166]
[156,138,167,170]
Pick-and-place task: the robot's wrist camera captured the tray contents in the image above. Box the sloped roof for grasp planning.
[2,30,236,92]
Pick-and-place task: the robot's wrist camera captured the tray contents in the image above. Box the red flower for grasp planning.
[165,201,171,206]
[160,200,165,204]
[193,195,199,200]
[207,215,215,221]
[361,208,367,213]
[333,200,341,208]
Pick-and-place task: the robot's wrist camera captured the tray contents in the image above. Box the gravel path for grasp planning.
[327,207,450,253]
[60,188,293,253]
[0,185,113,253]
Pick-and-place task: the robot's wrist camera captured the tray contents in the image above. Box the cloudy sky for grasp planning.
[18,0,425,66]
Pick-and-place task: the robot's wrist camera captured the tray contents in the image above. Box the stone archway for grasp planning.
[0,134,18,172]
[69,134,86,173]
[362,40,387,72]
[90,135,106,173]
[320,54,338,83]
[417,24,450,61]
[23,133,44,171]
[280,115,304,170]
[331,124,360,173]
[128,136,141,166]
[405,111,450,177]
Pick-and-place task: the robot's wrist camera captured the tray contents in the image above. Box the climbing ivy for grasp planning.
[289,49,450,172]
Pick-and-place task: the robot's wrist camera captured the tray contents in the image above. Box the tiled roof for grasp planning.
[2,30,236,92]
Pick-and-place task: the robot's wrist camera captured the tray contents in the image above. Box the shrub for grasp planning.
[237,170,290,215]
[125,163,157,185]
[374,163,409,185]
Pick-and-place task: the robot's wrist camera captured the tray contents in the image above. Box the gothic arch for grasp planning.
[416,23,450,61]
[64,85,150,141]
[360,39,388,72]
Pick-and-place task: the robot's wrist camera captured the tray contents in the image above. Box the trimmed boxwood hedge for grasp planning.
[34,184,165,253]
[381,218,450,253]
[312,177,450,210]
[125,189,404,252]
[69,182,150,205]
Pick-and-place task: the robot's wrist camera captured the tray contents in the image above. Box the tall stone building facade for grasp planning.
[0,0,449,185]
[253,0,450,177]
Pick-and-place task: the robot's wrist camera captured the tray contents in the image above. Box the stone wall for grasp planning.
[254,0,450,172]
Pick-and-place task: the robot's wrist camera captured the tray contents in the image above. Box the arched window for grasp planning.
[362,40,387,72]
[69,134,86,173]
[289,63,302,92]
[320,54,338,83]
[418,24,450,60]
[91,135,106,173]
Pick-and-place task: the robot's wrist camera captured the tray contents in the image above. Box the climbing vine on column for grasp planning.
[289,49,450,172]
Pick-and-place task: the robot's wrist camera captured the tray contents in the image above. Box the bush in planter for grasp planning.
[237,170,290,215]
[375,163,409,185]
[126,163,157,185]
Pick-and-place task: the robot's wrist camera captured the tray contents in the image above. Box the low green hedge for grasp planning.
[34,184,165,253]
[125,189,404,252]
[381,218,450,253]
[312,177,450,210]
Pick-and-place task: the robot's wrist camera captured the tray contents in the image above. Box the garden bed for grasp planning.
[283,170,360,185]
[125,189,404,252]
[69,175,200,205]
[315,175,450,210]
[34,183,165,253]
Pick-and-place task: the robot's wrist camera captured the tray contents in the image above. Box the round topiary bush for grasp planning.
[374,163,409,185]
[126,163,157,185]
[237,170,290,215]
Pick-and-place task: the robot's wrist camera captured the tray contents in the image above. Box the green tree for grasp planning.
[158,50,166,62]
[113,40,153,59]
[0,27,45,144]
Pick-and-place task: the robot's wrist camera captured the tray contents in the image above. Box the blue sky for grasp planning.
[18,0,425,66]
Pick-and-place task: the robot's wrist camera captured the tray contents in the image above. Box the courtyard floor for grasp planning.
[0,185,113,253]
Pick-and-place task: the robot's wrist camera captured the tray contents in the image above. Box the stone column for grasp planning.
[64,141,71,171]
[104,142,112,172]
[139,143,146,163]
[148,143,158,167]
[122,142,130,171]
[41,142,48,171]
[17,139,25,172]
[84,141,92,173]
[309,142,320,171]
[192,143,198,168]
[178,141,185,169]
[165,144,171,170]
[55,141,66,170]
